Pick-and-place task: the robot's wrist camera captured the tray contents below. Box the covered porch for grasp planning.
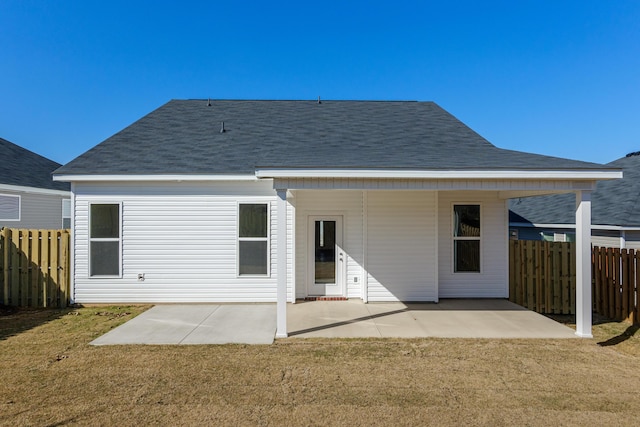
[264,170,620,340]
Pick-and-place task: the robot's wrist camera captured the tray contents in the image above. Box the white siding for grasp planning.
[293,190,363,298]
[72,179,515,303]
[366,191,437,301]
[72,181,291,303]
[438,191,508,298]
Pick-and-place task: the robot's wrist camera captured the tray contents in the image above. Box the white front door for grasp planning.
[308,216,344,296]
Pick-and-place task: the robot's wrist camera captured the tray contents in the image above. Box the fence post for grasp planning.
[1,228,8,304]
[60,231,69,307]
[635,250,640,324]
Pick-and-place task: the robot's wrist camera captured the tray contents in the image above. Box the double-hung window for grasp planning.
[453,204,481,273]
[89,203,121,277]
[238,203,269,276]
[0,194,20,221]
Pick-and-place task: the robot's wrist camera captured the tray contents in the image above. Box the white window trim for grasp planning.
[452,203,482,274]
[62,199,71,229]
[0,193,21,221]
[237,202,271,277]
[88,202,122,278]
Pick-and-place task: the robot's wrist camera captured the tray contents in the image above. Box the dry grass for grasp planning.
[2,306,640,426]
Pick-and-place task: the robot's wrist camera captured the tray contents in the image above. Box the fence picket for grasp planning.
[60,231,69,305]
[49,231,59,307]
[541,241,553,313]
[595,247,603,313]
[30,230,40,307]
[607,247,615,319]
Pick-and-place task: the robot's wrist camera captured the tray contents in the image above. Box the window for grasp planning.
[453,204,480,272]
[89,203,121,277]
[238,203,268,275]
[62,199,71,229]
[0,194,20,221]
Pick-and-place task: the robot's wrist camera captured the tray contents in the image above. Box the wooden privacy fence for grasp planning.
[509,240,576,314]
[592,246,640,324]
[0,228,70,308]
[510,240,640,323]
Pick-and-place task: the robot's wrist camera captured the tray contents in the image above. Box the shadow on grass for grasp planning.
[598,324,640,347]
[0,304,72,341]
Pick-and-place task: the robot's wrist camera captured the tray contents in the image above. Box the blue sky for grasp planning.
[1,1,638,165]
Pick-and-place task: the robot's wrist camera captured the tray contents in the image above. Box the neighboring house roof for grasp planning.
[55,99,610,176]
[509,153,640,228]
[0,137,70,192]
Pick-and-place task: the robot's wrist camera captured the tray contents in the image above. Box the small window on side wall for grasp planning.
[0,194,20,221]
[90,203,121,277]
[62,199,71,229]
[453,204,481,273]
[238,203,269,276]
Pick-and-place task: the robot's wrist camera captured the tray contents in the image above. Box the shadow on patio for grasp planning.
[286,299,578,339]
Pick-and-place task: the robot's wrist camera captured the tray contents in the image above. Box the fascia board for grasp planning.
[53,174,260,182]
[0,183,70,196]
[255,169,623,180]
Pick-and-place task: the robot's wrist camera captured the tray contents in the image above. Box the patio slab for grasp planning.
[91,299,577,345]
[91,304,276,345]
[288,299,578,339]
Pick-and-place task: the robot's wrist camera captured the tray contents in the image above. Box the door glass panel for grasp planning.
[315,220,336,284]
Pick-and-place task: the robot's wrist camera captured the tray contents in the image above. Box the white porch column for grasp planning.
[275,189,288,338]
[575,190,593,338]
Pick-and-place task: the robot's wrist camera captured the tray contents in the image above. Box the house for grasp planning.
[1,137,71,229]
[53,99,622,338]
[509,152,640,248]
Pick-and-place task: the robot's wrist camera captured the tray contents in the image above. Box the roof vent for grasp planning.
[207,98,212,107]
[220,121,226,133]
[317,96,321,104]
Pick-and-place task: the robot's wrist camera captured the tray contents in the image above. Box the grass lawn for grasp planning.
[2,305,640,426]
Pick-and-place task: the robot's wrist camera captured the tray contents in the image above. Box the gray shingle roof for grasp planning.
[509,154,640,227]
[1,137,70,191]
[55,99,609,176]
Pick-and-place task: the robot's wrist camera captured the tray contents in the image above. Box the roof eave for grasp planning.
[255,168,623,180]
[53,174,260,182]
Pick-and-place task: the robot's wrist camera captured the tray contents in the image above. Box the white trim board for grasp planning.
[0,183,70,196]
[54,174,260,182]
[510,222,640,232]
[256,168,622,180]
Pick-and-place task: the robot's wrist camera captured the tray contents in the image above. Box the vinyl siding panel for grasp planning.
[592,230,621,248]
[624,231,640,250]
[293,190,363,298]
[0,190,69,229]
[72,181,289,303]
[366,191,437,301]
[438,191,508,298]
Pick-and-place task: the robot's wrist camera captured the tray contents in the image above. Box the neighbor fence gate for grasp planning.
[0,228,70,308]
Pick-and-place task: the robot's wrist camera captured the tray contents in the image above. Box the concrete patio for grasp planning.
[90,299,577,345]
[288,299,577,339]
